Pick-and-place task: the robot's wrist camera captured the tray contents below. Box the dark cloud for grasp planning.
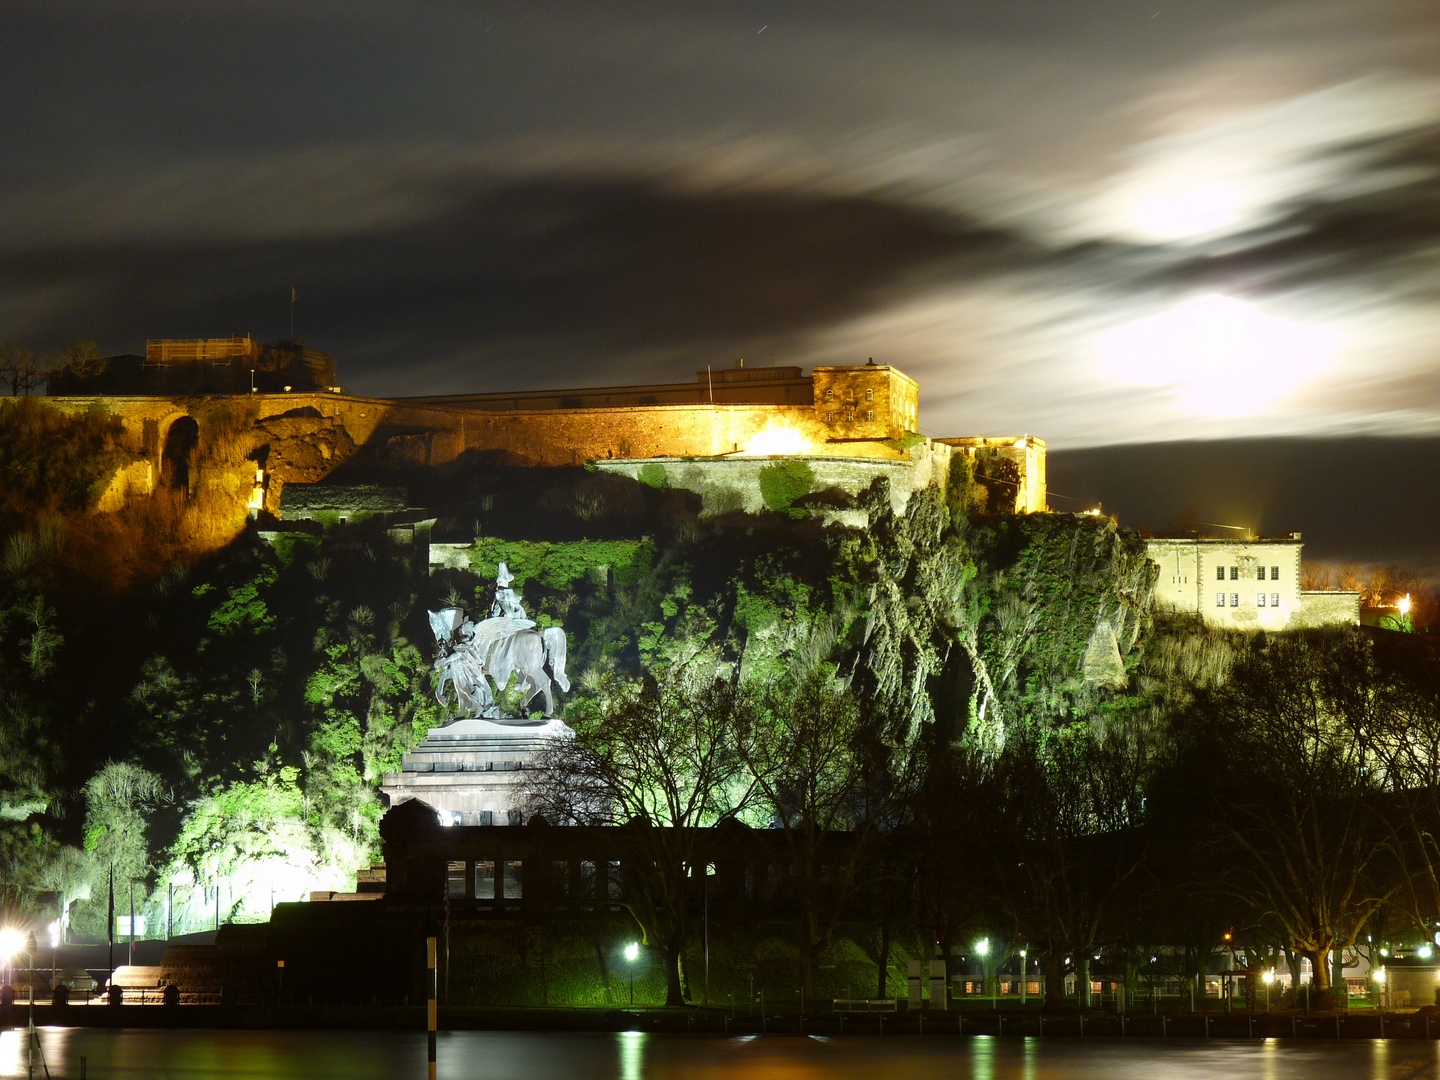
[1050,436,1440,577]
[0,175,1029,392]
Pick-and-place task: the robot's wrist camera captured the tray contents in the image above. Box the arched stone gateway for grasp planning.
[160,415,199,495]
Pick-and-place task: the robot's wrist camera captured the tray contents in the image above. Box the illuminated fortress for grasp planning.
[38,341,1047,520]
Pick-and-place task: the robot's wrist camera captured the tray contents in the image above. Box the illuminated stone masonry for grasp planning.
[1145,534,1359,630]
[25,358,1048,522]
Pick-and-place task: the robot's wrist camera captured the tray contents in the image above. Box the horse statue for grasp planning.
[429,564,570,720]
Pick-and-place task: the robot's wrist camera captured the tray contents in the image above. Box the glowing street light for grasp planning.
[0,927,24,983]
[624,942,639,1006]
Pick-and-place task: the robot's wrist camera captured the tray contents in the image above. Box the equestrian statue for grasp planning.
[429,562,571,720]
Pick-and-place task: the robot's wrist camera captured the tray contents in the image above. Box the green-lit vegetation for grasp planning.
[3,421,1440,1011]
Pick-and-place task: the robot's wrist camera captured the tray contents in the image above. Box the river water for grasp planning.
[3,1028,1438,1079]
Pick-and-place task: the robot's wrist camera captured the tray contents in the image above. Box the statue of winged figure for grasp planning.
[429,562,570,720]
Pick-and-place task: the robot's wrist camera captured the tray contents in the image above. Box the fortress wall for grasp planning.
[14,393,938,519]
[1292,591,1362,629]
[384,400,910,467]
[596,454,927,520]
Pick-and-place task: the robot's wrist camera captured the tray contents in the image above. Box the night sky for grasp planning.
[3,2,1438,573]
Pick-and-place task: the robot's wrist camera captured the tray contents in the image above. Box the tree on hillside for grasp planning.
[525,657,758,1005]
[48,339,107,383]
[0,344,45,396]
[81,762,168,899]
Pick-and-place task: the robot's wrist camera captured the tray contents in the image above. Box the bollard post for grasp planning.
[427,937,437,1080]
[1204,1014,1209,1038]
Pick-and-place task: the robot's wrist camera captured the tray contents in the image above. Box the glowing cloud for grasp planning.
[1101,294,1337,417]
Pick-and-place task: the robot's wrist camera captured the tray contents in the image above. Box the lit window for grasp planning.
[1217,566,1225,581]
[845,410,854,422]
[1272,593,1280,607]
[865,388,874,401]
[1257,566,1267,581]
[866,410,875,421]
[1271,566,1279,579]
[1217,593,1226,607]
[1257,593,1266,607]
[825,411,835,422]
[1230,567,1239,581]
[474,860,495,901]
[447,860,467,899]
[1231,593,1239,607]
[504,860,523,900]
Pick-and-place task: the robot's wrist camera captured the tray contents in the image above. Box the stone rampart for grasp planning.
[1292,591,1362,629]
[9,388,1027,527]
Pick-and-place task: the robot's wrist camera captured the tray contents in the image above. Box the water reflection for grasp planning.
[4,1028,1439,1080]
[618,1031,645,1080]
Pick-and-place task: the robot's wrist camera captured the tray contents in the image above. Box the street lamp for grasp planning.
[1262,968,1274,1013]
[974,939,990,1005]
[0,927,23,986]
[624,942,639,1006]
[1020,949,1028,1005]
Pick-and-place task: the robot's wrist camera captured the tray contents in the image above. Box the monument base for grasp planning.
[380,717,570,826]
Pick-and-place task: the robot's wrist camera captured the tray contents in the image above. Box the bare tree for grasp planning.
[49,339,107,385]
[0,343,45,396]
[1198,633,1393,995]
[740,667,902,998]
[525,658,758,1005]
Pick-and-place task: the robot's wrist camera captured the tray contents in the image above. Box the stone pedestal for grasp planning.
[380,717,569,826]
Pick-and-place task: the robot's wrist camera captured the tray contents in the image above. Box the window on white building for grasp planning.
[474,860,495,901]
[1231,593,1240,607]
[1217,593,1226,607]
[1217,566,1225,581]
[1258,593,1266,607]
[1272,593,1280,607]
[1272,566,1280,579]
[1257,567,1267,581]
[1230,567,1239,581]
